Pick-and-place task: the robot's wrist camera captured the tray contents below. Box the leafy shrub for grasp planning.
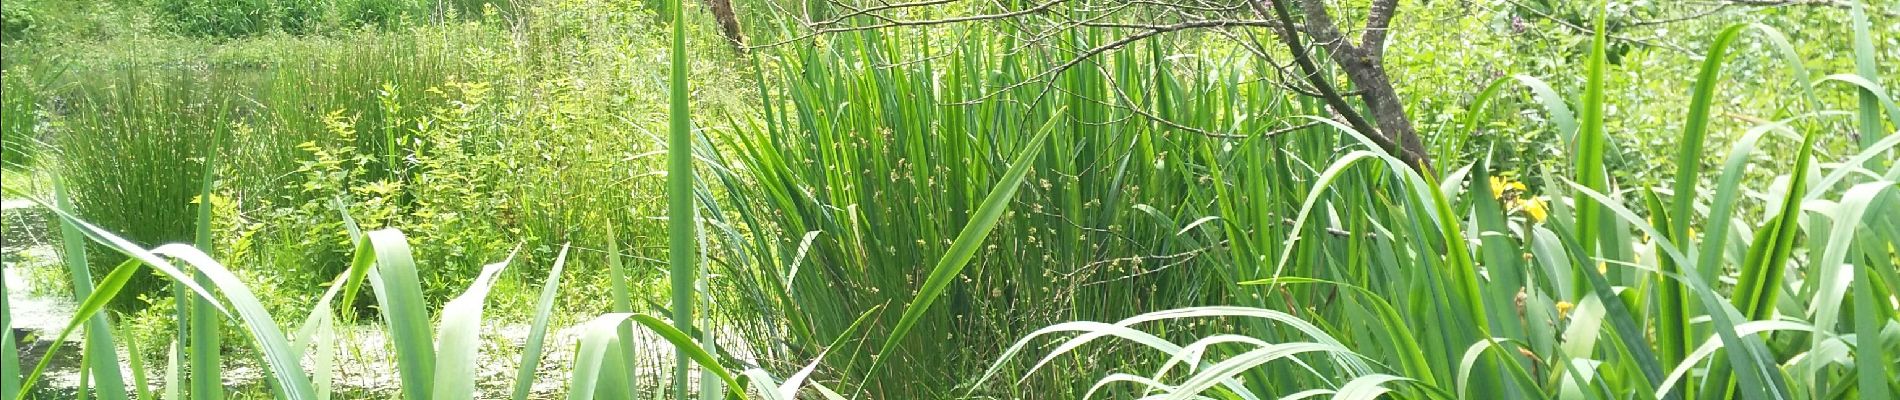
[157,0,274,37]
[275,0,329,35]
[0,0,37,42]
[156,0,342,37]
[345,0,413,29]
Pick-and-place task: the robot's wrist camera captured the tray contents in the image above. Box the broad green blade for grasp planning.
[432,249,516,400]
[1716,86,1822,400]
[1571,0,1612,300]
[1658,25,1756,381]
[1851,236,1892,400]
[17,259,137,400]
[149,244,317,400]
[290,272,342,400]
[122,322,151,400]
[1849,0,1893,153]
[50,179,131,400]
[1567,183,1785,400]
[603,223,638,390]
[566,313,744,400]
[164,339,181,400]
[360,229,435,400]
[512,244,572,400]
[1,259,18,397]
[666,0,697,390]
[190,131,222,400]
[1802,182,1893,395]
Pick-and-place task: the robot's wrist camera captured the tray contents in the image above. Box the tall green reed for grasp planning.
[49,68,225,311]
[1,67,43,171]
[708,24,1351,395]
[979,4,1898,399]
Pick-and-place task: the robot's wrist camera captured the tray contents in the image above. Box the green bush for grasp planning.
[276,0,329,35]
[0,0,37,43]
[156,0,343,37]
[158,0,274,37]
[345,0,413,29]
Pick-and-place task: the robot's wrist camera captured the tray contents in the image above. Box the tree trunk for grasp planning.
[1259,0,1433,172]
[705,0,747,50]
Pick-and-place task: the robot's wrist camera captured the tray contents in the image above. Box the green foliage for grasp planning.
[157,0,276,38]
[0,0,38,43]
[7,0,1896,399]
[274,0,328,35]
[49,69,224,311]
[1,68,42,170]
[343,0,413,29]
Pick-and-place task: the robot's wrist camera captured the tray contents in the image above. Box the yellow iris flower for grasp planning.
[1489,176,1526,199]
[1520,197,1548,223]
[1489,176,1546,224]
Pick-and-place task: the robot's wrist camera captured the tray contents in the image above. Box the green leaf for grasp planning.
[360,229,435,400]
[17,258,140,400]
[151,244,318,400]
[432,248,517,400]
[666,0,697,391]
[190,127,222,400]
[512,244,573,400]
[870,112,1061,375]
[566,313,744,400]
[1571,0,1612,299]
[50,179,131,400]
[0,260,17,398]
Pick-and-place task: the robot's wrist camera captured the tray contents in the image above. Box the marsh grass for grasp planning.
[6,1,1897,400]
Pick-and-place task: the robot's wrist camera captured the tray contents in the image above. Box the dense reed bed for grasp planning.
[1,0,1895,399]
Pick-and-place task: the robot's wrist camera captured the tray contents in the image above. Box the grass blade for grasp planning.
[1712,92,1822,400]
[870,111,1061,378]
[1565,183,1785,400]
[566,313,744,400]
[1849,0,1893,152]
[603,223,639,391]
[1851,235,1893,400]
[15,258,139,400]
[1803,182,1894,390]
[122,322,151,400]
[149,244,317,400]
[291,273,344,400]
[164,339,181,400]
[1659,24,1756,378]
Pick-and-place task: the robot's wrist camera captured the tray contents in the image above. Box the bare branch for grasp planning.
[1249,0,1390,155]
[1288,0,1431,171]
[1499,0,1694,54]
[815,0,965,26]
[1724,0,1898,16]
[817,0,1068,33]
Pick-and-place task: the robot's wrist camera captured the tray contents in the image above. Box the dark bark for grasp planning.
[1256,0,1433,172]
[706,0,748,50]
